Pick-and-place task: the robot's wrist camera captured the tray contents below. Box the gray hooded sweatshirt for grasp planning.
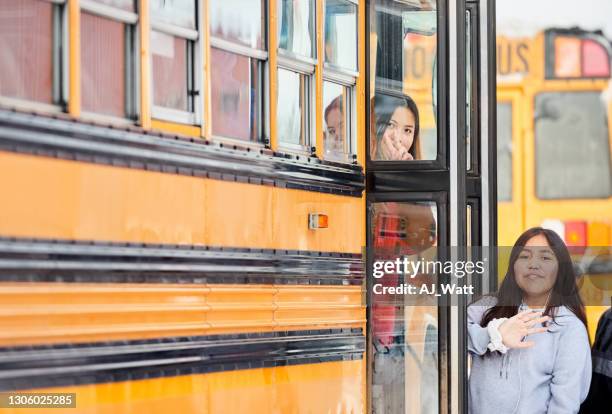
[468,296,592,414]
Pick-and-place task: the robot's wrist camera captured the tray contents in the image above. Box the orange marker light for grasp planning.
[554,36,581,78]
[308,213,329,229]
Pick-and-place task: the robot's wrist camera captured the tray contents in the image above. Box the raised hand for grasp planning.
[380,134,413,161]
[498,310,550,349]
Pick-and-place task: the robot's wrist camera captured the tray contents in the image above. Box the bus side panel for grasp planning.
[0,152,363,253]
[0,283,365,347]
[0,360,365,414]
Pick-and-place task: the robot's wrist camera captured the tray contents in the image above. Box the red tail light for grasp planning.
[582,39,611,78]
[564,221,587,254]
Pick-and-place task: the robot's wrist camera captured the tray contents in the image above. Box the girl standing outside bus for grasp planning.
[468,227,592,413]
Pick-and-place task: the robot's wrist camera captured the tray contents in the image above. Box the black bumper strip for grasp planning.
[0,329,365,391]
[0,237,364,285]
[0,110,364,196]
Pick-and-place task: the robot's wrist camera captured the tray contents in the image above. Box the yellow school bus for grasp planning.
[496,28,612,338]
[0,0,367,412]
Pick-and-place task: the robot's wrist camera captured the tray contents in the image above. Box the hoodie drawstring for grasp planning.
[499,352,511,379]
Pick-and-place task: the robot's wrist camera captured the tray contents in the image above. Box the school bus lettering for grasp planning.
[497,38,530,75]
[517,42,530,73]
[409,45,429,79]
[403,34,437,94]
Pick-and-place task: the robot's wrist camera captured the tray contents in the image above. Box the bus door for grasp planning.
[366,0,497,413]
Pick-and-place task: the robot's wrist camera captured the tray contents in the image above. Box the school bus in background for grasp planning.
[496,28,612,339]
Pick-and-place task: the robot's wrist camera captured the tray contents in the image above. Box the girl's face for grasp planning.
[514,234,559,301]
[382,106,416,153]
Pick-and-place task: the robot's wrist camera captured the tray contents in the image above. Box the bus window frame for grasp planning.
[323,0,359,74]
[366,190,449,414]
[322,77,356,163]
[275,0,317,155]
[466,3,481,176]
[366,191,449,249]
[208,0,269,146]
[150,0,203,127]
[0,0,68,115]
[321,0,359,164]
[79,0,139,124]
[277,51,317,155]
[366,0,448,172]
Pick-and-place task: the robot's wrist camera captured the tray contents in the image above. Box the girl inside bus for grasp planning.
[370,93,432,350]
[371,94,421,161]
[468,227,591,414]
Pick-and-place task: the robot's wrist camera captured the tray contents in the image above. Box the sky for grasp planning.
[497,0,612,38]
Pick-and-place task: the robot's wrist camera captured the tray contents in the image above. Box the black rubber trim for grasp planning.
[0,109,364,197]
[0,237,364,285]
[0,328,365,391]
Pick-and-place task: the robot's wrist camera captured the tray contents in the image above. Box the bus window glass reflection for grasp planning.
[209,0,267,143]
[370,201,439,414]
[0,0,55,106]
[370,0,438,161]
[278,0,315,59]
[323,81,349,162]
[324,0,358,72]
[210,49,263,142]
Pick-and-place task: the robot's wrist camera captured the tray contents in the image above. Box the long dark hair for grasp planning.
[373,94,420,159]
[481,227,587,329]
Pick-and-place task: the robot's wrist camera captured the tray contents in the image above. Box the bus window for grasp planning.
[151,0,200,125]
[535,91,612,199]
[277,0,316,153]
[81,1,138,120]
[497,102,513,201]
[277,68,311,150]
[209,0,266,143]
[370,0,437,161]
[323,81,350,161]
[370,200,438,414]
[278,0,316,60]
[324,0,358,72]
[0,0,59,107]
[322,0,358,163]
